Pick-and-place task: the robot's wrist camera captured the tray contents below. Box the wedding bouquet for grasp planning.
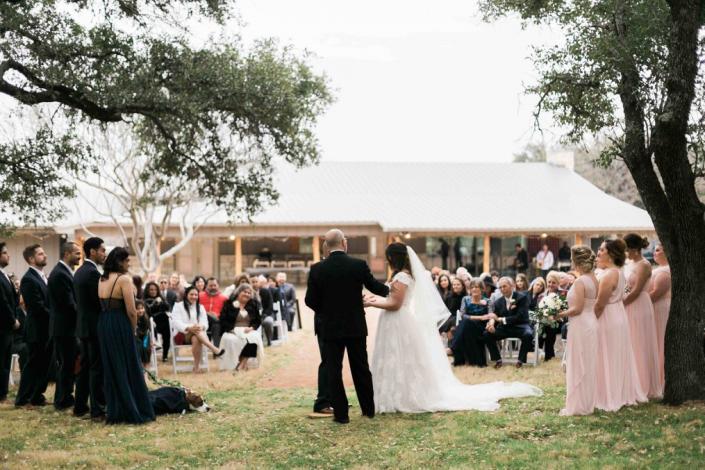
[529,292,567,338]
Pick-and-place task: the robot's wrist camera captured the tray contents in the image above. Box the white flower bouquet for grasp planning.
[529,292,567,338]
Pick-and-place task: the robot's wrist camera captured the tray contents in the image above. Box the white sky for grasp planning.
[235,0,563,163]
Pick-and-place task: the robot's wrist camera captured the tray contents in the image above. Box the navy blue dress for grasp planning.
[450,297,489,367]
[98,281,155,424]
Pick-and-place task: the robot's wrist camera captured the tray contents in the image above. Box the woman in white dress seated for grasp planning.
[218,283,264,371]
[170,286,225,373]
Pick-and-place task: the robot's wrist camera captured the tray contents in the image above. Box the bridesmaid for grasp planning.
[556,246,599,416]
[648,242,671,389]
[594,239,647,412]
[98,247,155,424]
[623,234,662,399]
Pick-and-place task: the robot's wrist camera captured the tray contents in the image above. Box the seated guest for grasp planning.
[158,277,177,310]
[219,284,263,371]
[515,273,529,293]
[132,275,144,299]
[191,275,207,293]
[223,273,250,298]
[540,271,564,361]
[143,282,171,362]
[167,272,185,303]
[199,278,228,347]
[436,274,451,300]
[483,275,500,311]
[171,286,225,373]
[448,279,491,367]
[483,277,533,368]
[528,277,547,311]
[134,300,151,366]
[439,277,465,335]
[276,272,297,331]
[253,275,275,345]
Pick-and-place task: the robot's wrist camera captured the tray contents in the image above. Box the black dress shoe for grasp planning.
[333,417,350,424]
[73,408,90,417]
[493,361,503,369]
[515,362,523,369]
[30,398,48,407]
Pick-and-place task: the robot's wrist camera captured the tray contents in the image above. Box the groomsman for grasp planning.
[73,237,106,419]
[48,241,81,410]
[15,244,52,407]
[0,242,20,402]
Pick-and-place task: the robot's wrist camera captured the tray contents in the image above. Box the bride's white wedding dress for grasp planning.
[371,246,542,413]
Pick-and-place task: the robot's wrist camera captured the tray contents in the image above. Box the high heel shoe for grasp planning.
[214,348,226,358]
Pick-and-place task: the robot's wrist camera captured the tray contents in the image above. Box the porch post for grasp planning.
[483,235,491,273]
[312,236,321,263]
[235,236,243,275]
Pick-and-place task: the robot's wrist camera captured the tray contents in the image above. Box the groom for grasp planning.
[305,229,389,424]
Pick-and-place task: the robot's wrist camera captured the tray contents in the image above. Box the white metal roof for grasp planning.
[61,161,655,234]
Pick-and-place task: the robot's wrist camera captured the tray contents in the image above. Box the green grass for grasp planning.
[1,340,703,469]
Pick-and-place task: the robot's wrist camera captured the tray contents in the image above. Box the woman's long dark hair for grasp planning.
[191,275,207,291]
[101,247,129,280]
[182,285,201,321]
[386,242,412,280]
[143,281,164,301]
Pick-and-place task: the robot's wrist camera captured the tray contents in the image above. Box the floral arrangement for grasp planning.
[529,292,567,338]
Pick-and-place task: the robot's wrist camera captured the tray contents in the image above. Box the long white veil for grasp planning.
[406,245,451,330]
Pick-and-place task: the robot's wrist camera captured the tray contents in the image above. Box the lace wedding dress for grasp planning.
[371,246,542,413]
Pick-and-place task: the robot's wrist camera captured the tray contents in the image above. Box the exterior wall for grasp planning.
[2,232,62,279]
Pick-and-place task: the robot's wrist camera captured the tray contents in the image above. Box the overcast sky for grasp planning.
[236,0,563,163]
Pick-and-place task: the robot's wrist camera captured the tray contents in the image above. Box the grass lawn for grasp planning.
[1,331,703,469]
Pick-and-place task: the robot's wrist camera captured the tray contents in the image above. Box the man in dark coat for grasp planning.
[48,241,82,410]
[0,242,20,402]
[305,229,389,424]
[73,237,107,418]
[14,244,52,407]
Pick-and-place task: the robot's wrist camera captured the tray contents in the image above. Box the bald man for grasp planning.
[305,229,389,424]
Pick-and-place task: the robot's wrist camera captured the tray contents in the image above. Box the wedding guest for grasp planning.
[557,242,572,272]
[431,266,441,282]
[223,273,250,298]
[98,247,155,424]
[556,246,599,416]
[490,271,500,286]
[219,284,263,371]
[171,285,225,372]
[456,267,471,283]
[134,300,151,366]
[0,242,20,402]
[132,275,144,299]
[528,277,547,311]
[439,277,466,335]
[515,273,529,293]
[649,242,671,388]
[168,272,184,303]
[540,271,564,361]
[15,244,52,407]
[73,237,107,419]
[199,278,228,348]
[483,277,533,368]
[537,244,555,279]
[143,281,171,362]
[623,234,662,399]
[481,275,497,312]
[448,279,490,367]
[191,275,207,293]
[436,274,451,300]
[48,241,81,410]
[11,296,28,371]
[594,239,647,412]
[514,244,529,274]
[276,272,297,331]
[253,275,275,345]
[158,277,177,310]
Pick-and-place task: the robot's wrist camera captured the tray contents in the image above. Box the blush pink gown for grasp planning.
[560,275,599,416]
[595,268,647,411]
[624,260,662,399]
[651,265,671,389]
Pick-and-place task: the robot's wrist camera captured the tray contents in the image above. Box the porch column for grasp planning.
[483,235,491,273]
[312,236,321,263]
[235,236,243,275]
[575,234,584,246]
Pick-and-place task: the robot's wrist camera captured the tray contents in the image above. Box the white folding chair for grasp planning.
[270,301,287,346]
[253,260,271,268]
[8,353,20,387]
[170,319,209,374]
[287,260,305,268]
[271,261,287,269]
[144,318,159,377]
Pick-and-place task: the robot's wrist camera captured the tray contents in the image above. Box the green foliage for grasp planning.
[0,0,332,225]
[512,142,547,163]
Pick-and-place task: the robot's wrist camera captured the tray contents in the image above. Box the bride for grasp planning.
[364,242,542,413]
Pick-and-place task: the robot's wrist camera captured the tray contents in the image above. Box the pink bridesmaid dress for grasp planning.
[624,260,662,399]
[651,265,671,388]
[560,275,599,416]
[595,268,647,411]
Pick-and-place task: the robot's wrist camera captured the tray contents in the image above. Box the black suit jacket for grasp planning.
[163,290,177,311]
[48,262,78,338]
[20,268,50,343]
[258,287,274,318]
[305,251,389,340]
[74,261,101,339]
[0,273,20,333]
[493,291,529,326]
[0,272,18,332]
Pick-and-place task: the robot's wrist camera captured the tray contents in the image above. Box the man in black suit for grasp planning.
[0,242,20,402]
[159,277,177,310]
[483,277,534,369]
[73,237,106,418]
[48,241,82,410]
[305,229,389,424]
[15,244,52,407]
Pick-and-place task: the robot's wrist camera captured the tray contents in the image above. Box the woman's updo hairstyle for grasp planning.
[385,242,412,279]
[624,233,649,250]
[604,238,627,267]
[571,245,596,272]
